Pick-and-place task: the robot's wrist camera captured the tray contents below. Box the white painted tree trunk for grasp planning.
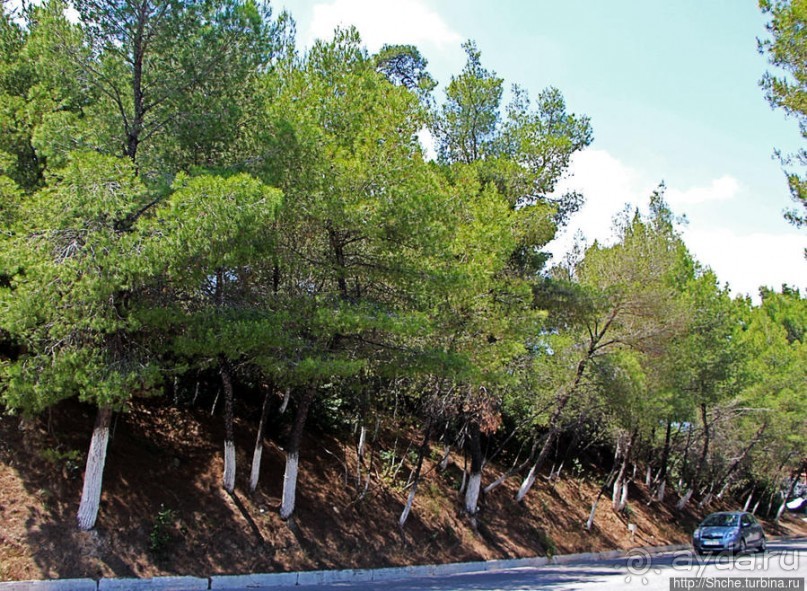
[585,496,600,530]
[465,472,482,515]
[77,407,112,531]
[676,488,693,510]
[484,471,509,494]
[699,492,713,509]
[219,357,237,493]
[775,498,788,522]
[743,491,753,512]
[656,479,666,502]
[645,466,652,487]
[223,440,236,493]
[399,423,431,528]
[438,445,450,471]
[250,388,273,493]
[619,479,629,511]
[356,425,367,488]
[612,477,621,509]
[280,451,299,520]
[717,479,732,500]
[279,388,291,414]
[358,426,367,458]
[399,481,418,528]
[612,478,629,511]
[249,443,263,493]
[516,464,537,503]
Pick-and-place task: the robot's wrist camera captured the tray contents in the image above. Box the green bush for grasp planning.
[149,505,177,556]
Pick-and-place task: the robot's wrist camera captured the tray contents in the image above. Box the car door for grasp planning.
[742,514,760,544]
[741,514,754,544]
[748,514,763,544]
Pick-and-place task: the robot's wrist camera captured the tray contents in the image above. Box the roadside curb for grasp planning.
[0,542,695,591]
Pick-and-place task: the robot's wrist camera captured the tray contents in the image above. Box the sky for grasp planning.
[279,0,807,301]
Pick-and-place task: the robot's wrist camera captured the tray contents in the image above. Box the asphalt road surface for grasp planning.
[288,539,806,591]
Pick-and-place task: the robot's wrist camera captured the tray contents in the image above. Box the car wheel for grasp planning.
[757,538,766,553]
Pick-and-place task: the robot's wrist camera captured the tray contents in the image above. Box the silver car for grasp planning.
[692,511,767,555]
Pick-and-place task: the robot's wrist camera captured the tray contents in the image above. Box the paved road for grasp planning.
[289,539,806,591]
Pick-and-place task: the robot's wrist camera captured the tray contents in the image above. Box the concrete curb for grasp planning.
[0,580,97,591]
[99,576,210,591]
[0,542,698,591]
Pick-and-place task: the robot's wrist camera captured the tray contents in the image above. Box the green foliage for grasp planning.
[759,0,807,226]
[374,43,436,102]
[149,504,177,556]
[534,528,557,557]
[40,447,82,477]
[0,152,160,413]
[622,502,635,519]
[437,40,503,164]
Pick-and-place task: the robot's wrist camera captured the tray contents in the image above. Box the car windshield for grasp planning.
[701,513,739,527]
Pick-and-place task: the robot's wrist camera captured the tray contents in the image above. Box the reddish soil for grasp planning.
[1,398,805,582]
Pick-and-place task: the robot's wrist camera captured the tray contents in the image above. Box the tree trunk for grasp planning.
[516,426,559,502]
[399,422,432,529]
[516,343,597,503]
[280,388,316,520]
[585,456,620,531]
[464,422,483,516]
[249,384,274,493]
[653,419,673,500]
[438,444,451,471]
[693,403,711,489]
[586,495,601,531]
[715,422,767,500]
[743,489,754,512]
[677,426,694,489]
[279,388,291,414]
[656,479,666,502]
[220,357,236,493]
[619,478,629,510]
[126,2,147,163]
[356,424,367,489]
[486,436,538,495]
[77,406,113,531]
[676,488,693,510]
[678,403,710,510]
[612,430,636,512]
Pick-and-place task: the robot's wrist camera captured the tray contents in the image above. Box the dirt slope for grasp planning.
[1,399,805,582]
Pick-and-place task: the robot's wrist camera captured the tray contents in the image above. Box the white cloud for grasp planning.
[307,0,462,52]
[666,175,740,206]
[547,148,656,254]
[417,127,437,161]
[546,148,807,301]
[683,226,806,299]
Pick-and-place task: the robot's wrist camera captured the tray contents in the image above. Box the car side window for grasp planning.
[741,515,751,527]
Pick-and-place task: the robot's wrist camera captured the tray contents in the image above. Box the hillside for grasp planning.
[2,398,805,582]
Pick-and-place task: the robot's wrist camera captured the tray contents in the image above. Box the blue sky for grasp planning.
[281,0,806,301]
